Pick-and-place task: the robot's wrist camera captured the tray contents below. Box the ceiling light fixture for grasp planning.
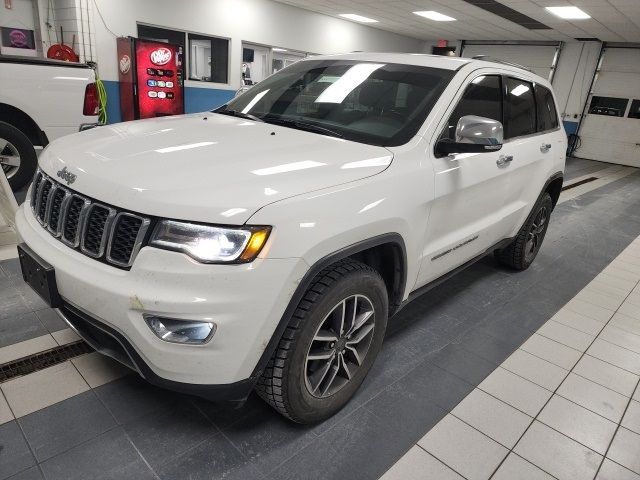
[545,6,590,19]
[339,13,378,23]
[272,48,288,52]
[413,11,456,22]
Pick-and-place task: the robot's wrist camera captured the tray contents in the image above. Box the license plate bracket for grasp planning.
[17,243,62,308]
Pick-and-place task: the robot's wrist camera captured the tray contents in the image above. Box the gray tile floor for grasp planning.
[1,159,640,480]
[386,237,640,479]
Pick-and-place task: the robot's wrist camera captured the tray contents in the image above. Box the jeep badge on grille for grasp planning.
[57,167,77,185]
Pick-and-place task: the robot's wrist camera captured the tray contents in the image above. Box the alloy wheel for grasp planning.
[304,294,376,398]
[525,205,548,263]
[0,138,21,179]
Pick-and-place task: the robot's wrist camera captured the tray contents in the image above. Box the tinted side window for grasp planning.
[629,99,640,119]
[505,78,536,138]
[441,75,502,140]
[535,85,559,131]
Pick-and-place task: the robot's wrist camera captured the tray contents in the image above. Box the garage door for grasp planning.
[575,47,640,167]
[461,43,561,81]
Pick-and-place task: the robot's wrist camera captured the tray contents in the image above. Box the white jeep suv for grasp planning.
[16,53,565,423]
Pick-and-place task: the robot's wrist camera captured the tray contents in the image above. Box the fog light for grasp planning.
[143,315,216,345]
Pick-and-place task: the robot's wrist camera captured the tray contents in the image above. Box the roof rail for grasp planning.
[471,55,533,73]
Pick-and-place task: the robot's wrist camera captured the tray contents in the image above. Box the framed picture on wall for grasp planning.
[0,27,37,56]
[1,27,35,49]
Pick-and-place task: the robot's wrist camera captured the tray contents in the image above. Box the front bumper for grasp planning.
[16,204,308,395]
[56,302,255,401]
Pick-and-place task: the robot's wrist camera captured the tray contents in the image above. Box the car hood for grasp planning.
[38,113,393,224]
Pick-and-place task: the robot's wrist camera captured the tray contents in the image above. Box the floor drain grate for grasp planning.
[0,341,93,383]
[561,176,598,191]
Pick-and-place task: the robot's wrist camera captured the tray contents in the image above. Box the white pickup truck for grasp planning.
[0,55,99,190]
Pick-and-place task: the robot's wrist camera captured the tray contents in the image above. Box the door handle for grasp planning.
[540,143,552,153]
[496,155,513,167]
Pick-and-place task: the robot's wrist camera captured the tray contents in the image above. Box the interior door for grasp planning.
[576,47,640,166]
[417,75,512,287]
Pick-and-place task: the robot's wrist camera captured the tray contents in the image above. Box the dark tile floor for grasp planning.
[0,259,65,349]
[2,160,640,480]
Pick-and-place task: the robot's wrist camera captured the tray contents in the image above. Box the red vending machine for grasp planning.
[117,37,184,121]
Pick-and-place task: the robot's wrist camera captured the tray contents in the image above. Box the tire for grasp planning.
[0,121,38,191]
[495,192,553,271]
[256,259,388,424]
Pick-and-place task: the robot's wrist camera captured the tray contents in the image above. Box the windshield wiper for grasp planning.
[262,116,343,139]
[213,108,264,123]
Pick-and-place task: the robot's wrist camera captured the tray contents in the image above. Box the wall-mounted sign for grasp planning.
[1,27,35,50]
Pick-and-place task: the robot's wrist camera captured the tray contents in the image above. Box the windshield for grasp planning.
[217,60,454,146]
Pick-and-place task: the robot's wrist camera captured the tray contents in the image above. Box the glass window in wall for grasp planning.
[588,96,628,117]
[188,34,229,84]
[627,99,640,119]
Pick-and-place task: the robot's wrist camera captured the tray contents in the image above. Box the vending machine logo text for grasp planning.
[150,48,172,66]
[119,54,131,74]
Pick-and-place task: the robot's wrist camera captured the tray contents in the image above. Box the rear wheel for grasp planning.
[495,192,553,270]
[256,259,388,424]
[0,122,38,191]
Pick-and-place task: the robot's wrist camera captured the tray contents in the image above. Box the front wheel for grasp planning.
[495,192,553,270]
[0,122,38,191]
[256,259,388,424]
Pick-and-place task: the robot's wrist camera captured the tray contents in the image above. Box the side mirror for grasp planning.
[436,115,504,156]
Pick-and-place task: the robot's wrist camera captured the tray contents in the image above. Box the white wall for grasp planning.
[31,0,96,62]
[1,0,40,55]
[89,0,426,89]
[0,0,36,29]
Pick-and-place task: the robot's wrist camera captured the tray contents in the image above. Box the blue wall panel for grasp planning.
[184,87,236,115]
[102,80,235,124]
[563,120,579,135]
[103,80,122,124]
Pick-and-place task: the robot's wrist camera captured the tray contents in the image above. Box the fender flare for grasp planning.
[248,232,407,381]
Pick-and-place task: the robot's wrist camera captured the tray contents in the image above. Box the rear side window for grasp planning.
[441,75,502,140]
[535,85,559,131]
[505,78,536,139]
[629,99,640,119]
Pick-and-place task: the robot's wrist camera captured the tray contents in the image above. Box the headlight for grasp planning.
[150,220,271,263]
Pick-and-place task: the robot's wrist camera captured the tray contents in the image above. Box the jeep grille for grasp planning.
[30,169,151,269]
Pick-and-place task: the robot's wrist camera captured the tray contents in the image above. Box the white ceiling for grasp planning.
[274,0,640,42]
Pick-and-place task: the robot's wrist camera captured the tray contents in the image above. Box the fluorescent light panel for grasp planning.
[545,6,590,19]
[339,13,378,23]
[414,11,456,21]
